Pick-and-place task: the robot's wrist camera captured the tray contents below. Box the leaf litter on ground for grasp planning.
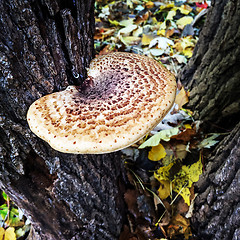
[95,1,216,239]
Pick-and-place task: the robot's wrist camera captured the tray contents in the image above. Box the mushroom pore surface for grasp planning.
[27,52,176,154]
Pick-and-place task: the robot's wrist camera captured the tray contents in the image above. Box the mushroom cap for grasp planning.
[27,52,176,154]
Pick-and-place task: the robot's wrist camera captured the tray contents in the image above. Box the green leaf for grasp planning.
[0,204,9,221]
[8,207,23,227]
[1,192,8,202]
[139,127,179,149]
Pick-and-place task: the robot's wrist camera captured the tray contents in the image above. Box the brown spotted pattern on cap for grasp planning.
[27,52,176,154]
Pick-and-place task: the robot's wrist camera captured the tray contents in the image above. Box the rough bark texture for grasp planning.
[179,0,240,239]
[179,0,240,128]
[0,1,124,239]
[192,121,240,239]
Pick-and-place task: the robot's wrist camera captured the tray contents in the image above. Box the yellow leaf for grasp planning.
[0,228,5,240]
[148,143,166,161]
[172,155,203,205]
[177,5,192,15]
[176,16,193,28]
[141,33,154,46]
[184,124,192,129]
[159,3,174,11]
[157,29,165,36]
[158,180,171,199]
[151,17,158,25]
[146,1,154,8]
[108,19,120,26]
[4,227,16,240]
[174,183,191,205]
[154,162,174,182]
[182,154,203,183]
[175,87,189,109]
[183,48,193,58]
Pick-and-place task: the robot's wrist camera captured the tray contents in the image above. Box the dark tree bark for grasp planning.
[179,0,240,239]
[179,0,240,129]
[192,121,240,239]
[0,1,124,239]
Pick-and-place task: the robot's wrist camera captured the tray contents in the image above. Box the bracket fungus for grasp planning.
[27,52,176,154]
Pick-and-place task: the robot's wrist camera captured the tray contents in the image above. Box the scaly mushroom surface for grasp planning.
[27,52,176,154]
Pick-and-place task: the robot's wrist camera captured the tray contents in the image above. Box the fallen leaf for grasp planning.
[173,155,203,205]
[139,127,179,149]
[141,33,155,46]
[168,214,190,236]
[176,16,193,28]
[165,28,175,38]
[157,29,166,36]
[145,1,154,8]
[178,5,192,15]
[118,24,138,36]
[183,48,193,58]
[166,10,176,20]
[196,2,208,9]
[198,134,219,149]
[0,228,4,240]
[149,48,165,56]
[135,11,150,25]
[175,144,188,160]
[171,129,196,142]
[148,144,167,161]
[119,18,134,27]
[149,37,174,50]
[157,180,171,199]
[4,227,16,240]
[172,54,187,64]
[175,87,189,110]
[154,162,174,183]
[109,19,120,26]
[120,36,141,46]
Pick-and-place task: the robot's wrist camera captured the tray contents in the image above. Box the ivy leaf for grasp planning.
[148,143,166,161]
[139,127,179,149]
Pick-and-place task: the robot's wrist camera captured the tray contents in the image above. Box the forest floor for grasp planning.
[94,1,217,240]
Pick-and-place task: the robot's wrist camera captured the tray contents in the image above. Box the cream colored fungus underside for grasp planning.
[27,52,176,154]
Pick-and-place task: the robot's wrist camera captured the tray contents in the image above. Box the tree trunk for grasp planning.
[0,1,124,239]
[179,0,240,239]
[179,0,240,129]
[192,121,240,239]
